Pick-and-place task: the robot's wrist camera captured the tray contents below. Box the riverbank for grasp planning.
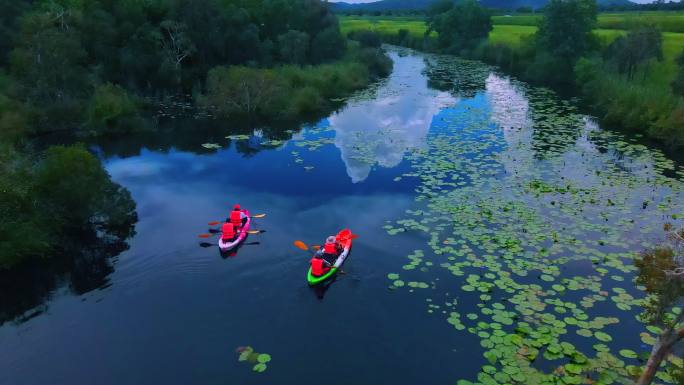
[340,15,684,149]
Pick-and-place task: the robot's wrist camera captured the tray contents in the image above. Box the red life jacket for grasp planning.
[230,210,242,227]
[311,257,331,276]
[323,242,337,254]
[222,223,235,240]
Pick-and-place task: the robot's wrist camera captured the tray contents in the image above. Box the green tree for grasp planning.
[9,7,88,125]
[607,26,663,80]
[536,0,598,63]
[428,0,492,54]
[672,48,684,97]
[0,144,50,268]
[0,0,32,65]
[350,30,382,48]
[310,26,346,63]
[156,20,195,85]
[0,144,137,269]
[202,66,284,117]
[634,228,684,385]
[277,30,309,65]
[87,83,139,131]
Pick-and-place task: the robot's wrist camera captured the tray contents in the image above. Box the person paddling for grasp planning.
[221,222,236,242]
[322,235,341,263]
[310,253,332,277]
[228,204,248,229]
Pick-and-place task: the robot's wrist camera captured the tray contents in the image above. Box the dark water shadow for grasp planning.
[0,227,135,326]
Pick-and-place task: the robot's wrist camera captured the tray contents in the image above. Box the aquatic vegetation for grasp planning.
[383,59,684,384]
[201,143,222,150]
[236,346,272,373]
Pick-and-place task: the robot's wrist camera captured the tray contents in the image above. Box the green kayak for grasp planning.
[307,229,353,285]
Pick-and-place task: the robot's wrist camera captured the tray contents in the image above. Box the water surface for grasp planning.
[1,47,683,385]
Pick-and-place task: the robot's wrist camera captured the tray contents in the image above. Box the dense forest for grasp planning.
[0,0,390,273]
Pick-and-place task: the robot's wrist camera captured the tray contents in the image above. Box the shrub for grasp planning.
[349,30,382,48]
[574,57,684,148]
[286,86,325,117]
[202,66,285,117]
[87,83,138,131]
[355,47,393,79]
[672,48,684,97]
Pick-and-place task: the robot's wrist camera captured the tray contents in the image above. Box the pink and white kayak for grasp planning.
[218,209,251,251]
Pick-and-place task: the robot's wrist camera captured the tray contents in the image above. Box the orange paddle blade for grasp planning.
[294,240,308,250]
[208,221,221,226]
[251,214,266,218]
[198,233,213,238]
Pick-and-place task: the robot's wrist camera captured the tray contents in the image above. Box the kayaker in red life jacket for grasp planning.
[310,253,332,277]
[221,222,236,241]
[228,204,248,228]
[323,235,340,256]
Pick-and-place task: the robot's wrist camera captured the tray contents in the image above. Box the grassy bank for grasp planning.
[340,14,684,148]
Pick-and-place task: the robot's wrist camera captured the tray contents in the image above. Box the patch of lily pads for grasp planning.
[383,58,684,385]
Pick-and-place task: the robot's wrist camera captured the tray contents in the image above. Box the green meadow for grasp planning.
[339,16,432,38]
[493,11,684,33]
[340,15,684,88]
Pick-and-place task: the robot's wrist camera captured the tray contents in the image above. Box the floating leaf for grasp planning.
[257,354,271,363]
[253,363,267,373]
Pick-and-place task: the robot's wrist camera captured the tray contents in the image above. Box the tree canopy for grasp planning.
[427,0,493,54]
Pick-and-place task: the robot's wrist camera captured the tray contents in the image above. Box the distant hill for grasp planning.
[331,0,637,12]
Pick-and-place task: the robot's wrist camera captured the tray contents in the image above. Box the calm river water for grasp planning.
[1,47,683,385]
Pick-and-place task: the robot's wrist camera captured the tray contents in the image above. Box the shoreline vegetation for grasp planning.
[0,0,390,273]
[340,5,684,149]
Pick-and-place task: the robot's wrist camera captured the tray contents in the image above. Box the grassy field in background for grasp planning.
[342,12,684,33]
[339,16,431,38]
[492,11,684,33]
[488,25,536,47]
[340,15,684,89]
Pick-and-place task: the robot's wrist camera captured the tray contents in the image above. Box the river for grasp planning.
[1,47,682,385]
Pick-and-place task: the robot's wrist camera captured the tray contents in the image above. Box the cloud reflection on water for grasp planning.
[329,51,456,183]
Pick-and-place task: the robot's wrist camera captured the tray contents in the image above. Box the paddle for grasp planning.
[200,241,260,248]
[208,214,266,226]
[198,230,265,238]
[293,240,321,252]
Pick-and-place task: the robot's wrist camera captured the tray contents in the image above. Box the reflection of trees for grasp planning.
[0,226,134,325]
[0,146,137,325]
[87,111,317,159]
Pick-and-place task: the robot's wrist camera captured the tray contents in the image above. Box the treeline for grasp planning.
[601,0,684,12]
[335,1,684,15]
[0,0,391,274]
[362,0,684,148]
[0,0,392,138]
